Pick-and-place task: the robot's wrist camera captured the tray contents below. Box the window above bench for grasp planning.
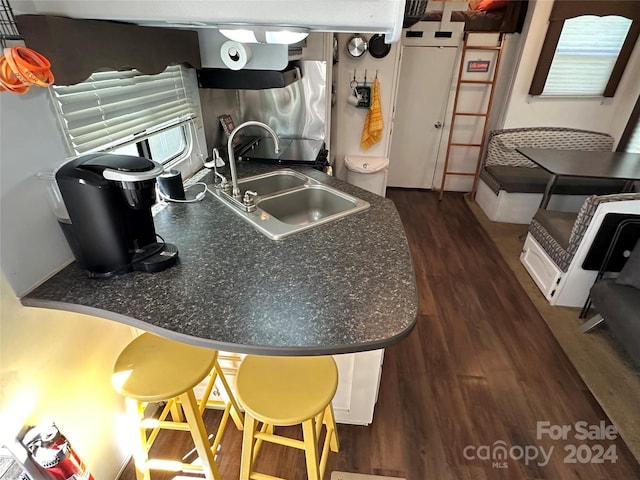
[529,0,640,98]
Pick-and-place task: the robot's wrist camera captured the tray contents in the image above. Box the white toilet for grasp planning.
[344,155,390,197]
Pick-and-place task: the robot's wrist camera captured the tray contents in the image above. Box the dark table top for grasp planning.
[516,148,640,181]
[21,163,418,356]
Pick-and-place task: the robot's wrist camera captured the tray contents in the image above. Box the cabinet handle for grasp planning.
[434,121,443,129]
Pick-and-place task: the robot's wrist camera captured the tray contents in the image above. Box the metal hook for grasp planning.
[350,69,358,89]
[350,72,357,89]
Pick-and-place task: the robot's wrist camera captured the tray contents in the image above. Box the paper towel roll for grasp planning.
[220,41,252,70]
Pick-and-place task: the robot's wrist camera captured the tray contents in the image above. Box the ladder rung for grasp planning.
[450,143,482,147]
[453,112,488,117]
[460,80,494,85]
[465,46,502,51]
[444,172,476,177]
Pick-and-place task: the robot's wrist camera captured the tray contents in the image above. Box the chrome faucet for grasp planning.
[227,121,280,200]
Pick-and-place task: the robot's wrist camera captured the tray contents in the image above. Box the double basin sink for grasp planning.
[211,169,370,240]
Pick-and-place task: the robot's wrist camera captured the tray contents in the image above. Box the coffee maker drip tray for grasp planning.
[131,242,179,273]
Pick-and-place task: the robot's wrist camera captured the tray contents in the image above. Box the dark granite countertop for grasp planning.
[21,162,417,355]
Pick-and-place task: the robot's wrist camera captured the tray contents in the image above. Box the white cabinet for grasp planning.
[332,349,385,426]
[520,233,564,302]
[25,1,406,42]
[193,351,245,404]
[199,349,385,426]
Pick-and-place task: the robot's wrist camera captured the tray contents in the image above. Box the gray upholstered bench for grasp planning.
[475,127,626,224]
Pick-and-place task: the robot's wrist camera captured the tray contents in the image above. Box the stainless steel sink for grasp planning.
[237,169,307,196]
[211,169,370,240]
[257,185,362,225]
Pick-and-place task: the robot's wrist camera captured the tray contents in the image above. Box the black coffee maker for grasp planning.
[54,153,179,276]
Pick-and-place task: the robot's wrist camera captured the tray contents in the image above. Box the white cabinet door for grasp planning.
[332,349,385,426]
[387,46,458,189]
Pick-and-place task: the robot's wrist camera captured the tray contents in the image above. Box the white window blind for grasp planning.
[49,65,197,154]
[543,15,632,96]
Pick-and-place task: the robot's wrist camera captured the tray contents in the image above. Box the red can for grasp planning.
[22,420,95,480]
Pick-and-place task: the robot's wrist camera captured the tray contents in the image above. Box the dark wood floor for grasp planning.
[118,189,640,480]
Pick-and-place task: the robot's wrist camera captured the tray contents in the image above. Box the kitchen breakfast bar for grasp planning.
[21,163,418,356]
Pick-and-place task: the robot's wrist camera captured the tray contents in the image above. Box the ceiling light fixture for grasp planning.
[219,26,309,45]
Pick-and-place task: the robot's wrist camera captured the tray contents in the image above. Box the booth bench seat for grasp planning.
[520,192,640,307]
[475,127,625,224]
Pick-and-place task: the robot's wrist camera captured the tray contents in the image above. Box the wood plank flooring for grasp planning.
[118,189,640,480]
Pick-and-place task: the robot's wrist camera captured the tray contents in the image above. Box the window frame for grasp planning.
[146,124,189,165]
[113,121,192,156]
[618,95,640,153]
[529,0,640,98]
[113,124,189,165]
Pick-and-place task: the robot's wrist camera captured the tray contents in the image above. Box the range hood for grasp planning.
[18,0,407,43]
[197,62,302,90]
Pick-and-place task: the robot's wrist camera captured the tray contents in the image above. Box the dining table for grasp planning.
[516,148,640,209]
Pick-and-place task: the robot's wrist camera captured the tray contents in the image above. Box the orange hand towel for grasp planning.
[361,78,383,150]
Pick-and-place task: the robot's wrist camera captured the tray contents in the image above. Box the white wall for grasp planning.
[502,0,640,144]
[0,88,74,297]
[0,274,136,479]
[0,83,137,480]
[331,33,401,180]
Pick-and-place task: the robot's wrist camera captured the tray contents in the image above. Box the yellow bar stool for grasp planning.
[111,333,243,480]
[236,355,340,480]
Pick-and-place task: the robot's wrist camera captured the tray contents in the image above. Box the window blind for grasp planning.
[49,65,197,154]
[543,15,632,96]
